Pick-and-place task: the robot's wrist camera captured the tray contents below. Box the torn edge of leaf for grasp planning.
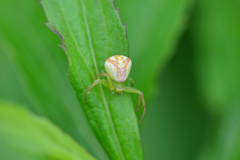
[113,0,128,39]
[45,23,71,77]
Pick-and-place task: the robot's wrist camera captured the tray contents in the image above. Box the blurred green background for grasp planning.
[1,0,240,160]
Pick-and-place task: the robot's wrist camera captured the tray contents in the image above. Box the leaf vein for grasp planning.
[79,0,125,159]
[58,1,94,78]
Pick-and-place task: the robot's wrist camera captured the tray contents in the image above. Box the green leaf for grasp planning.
[0,1,107,159]
[140,31,210,160]
[41,0,143,160]
[0,100,95,160]
[191,0,240,159]
[198,108,240,160]
[192,0,240,114]
[115,0,196,103]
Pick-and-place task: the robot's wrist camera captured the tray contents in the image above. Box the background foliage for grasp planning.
[0,0,240,159]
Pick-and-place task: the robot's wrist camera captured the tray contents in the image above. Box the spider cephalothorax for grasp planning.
[85,55,146,124]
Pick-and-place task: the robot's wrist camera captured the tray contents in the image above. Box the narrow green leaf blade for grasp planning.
[115,0,196,103]
[191,0,240,159]
[42,0,143,159]
[0,100,95,160]
[192,0,240,114]
[0,0,107,158]
[198,108,240,160]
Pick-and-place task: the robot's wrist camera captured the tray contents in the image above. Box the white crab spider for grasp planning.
[85,55,146,124]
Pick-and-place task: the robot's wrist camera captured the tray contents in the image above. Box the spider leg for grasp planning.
[93,73,108,79]
[135,95,141,112]
[94,72,114,90]
[85,79,109,104]
[128,78,135,87]
[122,87,146,124]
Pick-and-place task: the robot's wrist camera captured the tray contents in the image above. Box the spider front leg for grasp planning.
[93,72,114,90]
[122,87,146,124]
[85,79,110,104]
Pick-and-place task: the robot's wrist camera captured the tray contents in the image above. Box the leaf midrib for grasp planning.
[57,3,110,158]
[59,0,124,159]
[78,0,125,159]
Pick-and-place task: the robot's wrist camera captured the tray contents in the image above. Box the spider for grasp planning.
[85,55,146,124]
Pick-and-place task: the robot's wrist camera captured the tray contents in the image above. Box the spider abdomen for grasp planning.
[105,55,132,82]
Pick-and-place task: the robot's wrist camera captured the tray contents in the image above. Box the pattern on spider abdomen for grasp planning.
[104,55,132,82]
